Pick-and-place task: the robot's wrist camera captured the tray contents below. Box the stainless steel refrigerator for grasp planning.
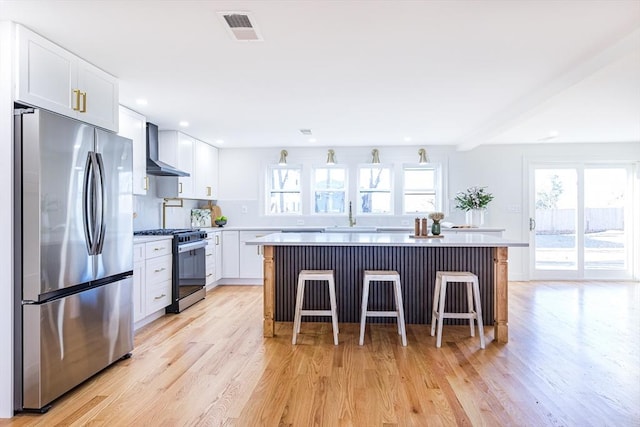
[13,108,134,412]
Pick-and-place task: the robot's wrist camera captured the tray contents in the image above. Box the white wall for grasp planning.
[0,21,15,418]
[217,142,640,281]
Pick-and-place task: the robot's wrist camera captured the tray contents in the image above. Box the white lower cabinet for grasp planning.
[133,239,172,326]
[205,230,223,286]
[221,230,240,278]
[239,231,269,280]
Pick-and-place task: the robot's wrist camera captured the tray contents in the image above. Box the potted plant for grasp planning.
[454,186,494,227]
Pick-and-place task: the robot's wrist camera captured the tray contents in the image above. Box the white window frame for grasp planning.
[356,163,394,215]
[402,163,443,214]
[266,164,302,215]
[311,165,348,215]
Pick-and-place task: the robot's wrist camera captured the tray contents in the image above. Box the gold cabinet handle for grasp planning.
[80,91,87,112]
[215,235,220,245]
[143,176,149,190]
[206,253,213,257]
[154,293,166,300]
[154,267,166,273]
[179,182,183,194]
[207,186,211,197]
[73,89,81,111]
[206,273,213,277]
[153,247,165,251]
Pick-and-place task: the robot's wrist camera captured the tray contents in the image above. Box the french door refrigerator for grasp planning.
[13,107,134,412]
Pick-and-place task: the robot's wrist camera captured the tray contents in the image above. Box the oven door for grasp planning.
[176,240,207,298]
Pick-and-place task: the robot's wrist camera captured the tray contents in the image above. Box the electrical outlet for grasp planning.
[241,205,248,214]
[296,219,305,225]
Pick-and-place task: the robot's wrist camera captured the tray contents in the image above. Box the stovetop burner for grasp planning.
[134,228,197,236]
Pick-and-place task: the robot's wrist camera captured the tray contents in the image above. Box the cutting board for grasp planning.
[200,202,223,227]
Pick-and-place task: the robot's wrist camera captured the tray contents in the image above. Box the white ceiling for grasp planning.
[1,0,639,150]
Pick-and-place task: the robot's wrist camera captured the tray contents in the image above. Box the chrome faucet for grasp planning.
[348,201,356,227]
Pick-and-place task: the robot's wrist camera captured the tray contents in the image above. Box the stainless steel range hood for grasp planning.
[146,123,189,177]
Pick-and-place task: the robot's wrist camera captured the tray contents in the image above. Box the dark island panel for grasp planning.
[274,246,494,325]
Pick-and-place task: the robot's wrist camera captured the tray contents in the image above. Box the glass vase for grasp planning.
[431,220,441,236]
[465,209,485,227]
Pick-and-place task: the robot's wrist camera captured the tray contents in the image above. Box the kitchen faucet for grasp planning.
[348,201,356,227]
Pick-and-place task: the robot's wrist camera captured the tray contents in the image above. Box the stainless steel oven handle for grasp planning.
[177,240,208,253]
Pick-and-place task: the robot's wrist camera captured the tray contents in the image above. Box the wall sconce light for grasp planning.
[278,149,288,165]
[418,148,429,164]
[326,149,336,165]
[371,148,380,164]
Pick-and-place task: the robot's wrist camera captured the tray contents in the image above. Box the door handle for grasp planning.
[529,217,536,231]
[143,176,149,190]
[73,89,81,111]
[179,182,183,194]
[80,91,87,113]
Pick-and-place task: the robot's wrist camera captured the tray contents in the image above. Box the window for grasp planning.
[313,167,346,213]
[267,166,301,214]
[403,166,439,213]
[358,165,392,214]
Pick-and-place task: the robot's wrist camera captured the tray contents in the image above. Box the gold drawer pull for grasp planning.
[153,247,165,251]
[206,273,213,277]
[154,267,166,273]
[154,294,166,300]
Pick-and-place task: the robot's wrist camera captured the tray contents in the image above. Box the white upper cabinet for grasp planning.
[15,24,119,132]
[194,140,219,200]
[158,130,195,199]
[118,106,148,195]
[157,131,219,200]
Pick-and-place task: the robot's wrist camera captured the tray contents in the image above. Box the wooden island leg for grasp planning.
[263,245,275,337]
[493,247,509,343]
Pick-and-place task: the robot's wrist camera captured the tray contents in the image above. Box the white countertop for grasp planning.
[245,232,527,248]
[201,226,505,233]
[133,235,174,244]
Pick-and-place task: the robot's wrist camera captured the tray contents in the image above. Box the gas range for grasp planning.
[134,228,208,243]
[134,228,208,312]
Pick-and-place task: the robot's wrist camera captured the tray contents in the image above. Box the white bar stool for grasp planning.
[292,270,339,345]
[359,270,407,346]
[431,271,485,349]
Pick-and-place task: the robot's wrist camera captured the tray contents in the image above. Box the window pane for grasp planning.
[359,192,391,214]
[270,168,300,191]
[269,192,301,214]
[404,169,435,190]
[405,194,435,213]
[584,168,627,270]
[315,191,345,213]
[534,169,578,270]
[314,168,345,190]
[359,167,391,190]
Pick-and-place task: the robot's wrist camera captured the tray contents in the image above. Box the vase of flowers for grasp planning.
[428,212,444,236]
[454,186,494,227]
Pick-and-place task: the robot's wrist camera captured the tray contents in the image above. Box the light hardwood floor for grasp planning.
[2,281,639,426]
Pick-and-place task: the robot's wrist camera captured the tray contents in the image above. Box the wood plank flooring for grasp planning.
[2,281,639,426]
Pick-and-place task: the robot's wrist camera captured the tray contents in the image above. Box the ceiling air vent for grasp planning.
[218,12,262,41]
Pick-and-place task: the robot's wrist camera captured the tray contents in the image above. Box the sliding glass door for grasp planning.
[530,163,634,280]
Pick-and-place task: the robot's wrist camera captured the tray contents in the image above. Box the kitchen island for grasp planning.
[246,232,527,343]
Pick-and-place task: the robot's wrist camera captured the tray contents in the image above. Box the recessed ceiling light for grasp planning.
[308,138,317,143]
[404,136,412,142]
[179,121,189,127]
[135,98,148,106]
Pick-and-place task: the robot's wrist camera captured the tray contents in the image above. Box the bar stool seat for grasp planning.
[431,271,485,349]
[359,270,407,346]
[292,270,339,345]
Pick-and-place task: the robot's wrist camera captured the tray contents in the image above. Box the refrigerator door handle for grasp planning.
[82,152,95,255]
[94,152,106,254]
